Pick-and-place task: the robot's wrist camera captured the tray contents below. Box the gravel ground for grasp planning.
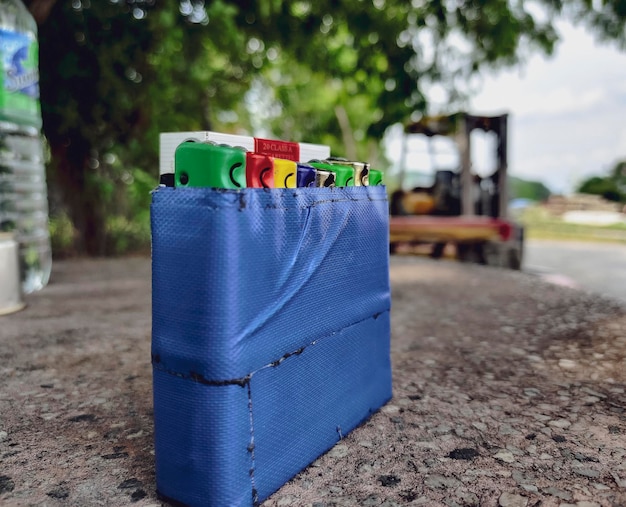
[1,255,625,507]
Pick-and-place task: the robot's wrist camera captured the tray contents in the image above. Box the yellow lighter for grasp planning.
[273,159,297,188]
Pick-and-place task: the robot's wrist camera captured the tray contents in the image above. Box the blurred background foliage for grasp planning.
[509,176,552,203]
[21,0,626,257]
[577,160,626,204]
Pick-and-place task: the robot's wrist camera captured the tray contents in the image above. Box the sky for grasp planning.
[386,21,626,195]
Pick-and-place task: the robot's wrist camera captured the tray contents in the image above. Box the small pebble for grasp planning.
[381,404,400,415]
[548,419,571,429]
[494,450,515,464]
[424,474,461,489]
[559,359,577,369]
[472,422,487,432]
[498,492,528,507]
[575,468,600,479]
[542,486,572,500]
[592,482,610,490]
[327,444,348,459]
[521,484,538,493]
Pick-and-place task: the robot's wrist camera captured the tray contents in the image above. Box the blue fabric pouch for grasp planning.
[151,185,392,507]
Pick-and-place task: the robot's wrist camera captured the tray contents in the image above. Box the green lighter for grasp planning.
[174,141,247,189]
[309,161,353,187]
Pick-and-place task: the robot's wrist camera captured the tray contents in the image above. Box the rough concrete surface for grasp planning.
[1,255,626,507]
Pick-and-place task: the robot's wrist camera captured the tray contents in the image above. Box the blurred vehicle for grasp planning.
[389,112,524,269]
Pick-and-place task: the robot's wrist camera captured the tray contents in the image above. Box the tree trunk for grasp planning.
[29,0,107,256]
[48,136,106,256]
[334,105,358,162]
[24,0,58,25]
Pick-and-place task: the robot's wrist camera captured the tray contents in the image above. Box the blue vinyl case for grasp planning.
[151,185,392,507]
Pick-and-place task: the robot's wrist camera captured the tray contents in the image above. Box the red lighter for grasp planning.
[246,152,274,188]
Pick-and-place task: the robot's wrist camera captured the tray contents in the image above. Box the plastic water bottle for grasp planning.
[0,0,51,293]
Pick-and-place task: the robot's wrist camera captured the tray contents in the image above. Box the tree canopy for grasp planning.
[509,176,552,202]
[577,160,626,203]
[22,0,626,255]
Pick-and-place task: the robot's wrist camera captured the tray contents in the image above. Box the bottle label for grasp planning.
[0,29,40,122]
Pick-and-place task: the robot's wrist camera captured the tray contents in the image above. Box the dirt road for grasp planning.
[524,239,626,303]
[1,256,625,506]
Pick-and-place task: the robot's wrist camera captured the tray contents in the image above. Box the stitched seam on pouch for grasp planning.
[200,196,388,212]
[258,198,388,211]
[160,191,387,211]
[152,307,389,504]
[247,382,259,507]
[151,308,390,385]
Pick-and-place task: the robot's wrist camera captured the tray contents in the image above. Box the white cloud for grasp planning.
[385,21,626,195]
[470,21,626,194]
[517,87,605,116]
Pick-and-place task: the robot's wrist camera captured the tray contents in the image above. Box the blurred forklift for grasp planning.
[389,112,524,269]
